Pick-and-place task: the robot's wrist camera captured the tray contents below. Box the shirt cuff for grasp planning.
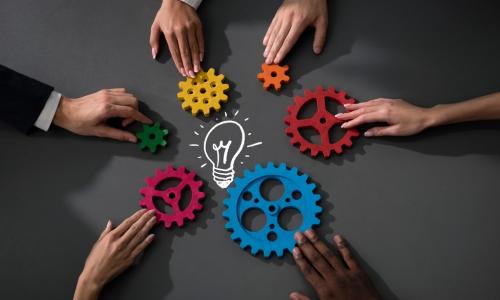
[34,91,62,131]
[180,0,202,9]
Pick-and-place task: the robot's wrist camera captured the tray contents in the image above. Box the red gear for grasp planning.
[139,165,205,228]
[284,86,360,158]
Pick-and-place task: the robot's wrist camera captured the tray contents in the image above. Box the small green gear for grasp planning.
[136,122,168,153]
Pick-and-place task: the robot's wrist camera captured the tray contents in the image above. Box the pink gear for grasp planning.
[139,165,205,228]
[284,86,360,158]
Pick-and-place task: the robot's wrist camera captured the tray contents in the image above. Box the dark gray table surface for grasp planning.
[1,1,500,299]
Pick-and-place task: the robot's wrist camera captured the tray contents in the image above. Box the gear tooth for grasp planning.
[278,162,287,170]
[276,248,284,257]
[266,162,275,169]
[250,247,259,256]
[240,241,249,249]
[231,232,240,241]
[255,164,263,171]
[263,248,271,258]
[145,177,153,186]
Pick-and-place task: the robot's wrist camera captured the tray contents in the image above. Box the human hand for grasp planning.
[263,0,328,64]
[150,0,204,78]
[53,88,152,142]
[73,209,157,300]
[291,230,381,300]
[337,98,432,137]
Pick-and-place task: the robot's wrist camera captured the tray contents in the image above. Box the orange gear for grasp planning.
[257,63,290,91]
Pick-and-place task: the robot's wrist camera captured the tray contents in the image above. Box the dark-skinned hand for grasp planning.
[291,230,381,300]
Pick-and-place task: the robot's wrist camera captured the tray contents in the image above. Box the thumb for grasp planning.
[364,125,400,137]
[289,292,311,300]
[150,23,161,59]
[94,125,137,143]
[312,17,327,54]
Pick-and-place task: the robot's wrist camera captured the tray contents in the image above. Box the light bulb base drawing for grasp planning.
[213,167,235,189]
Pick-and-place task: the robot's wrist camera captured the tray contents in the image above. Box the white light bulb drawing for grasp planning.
[203,120,245,188]
[189,111,263,189]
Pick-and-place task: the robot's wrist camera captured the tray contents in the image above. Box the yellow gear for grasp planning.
[177,68,230,117]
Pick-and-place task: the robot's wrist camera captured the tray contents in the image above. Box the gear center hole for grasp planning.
[242,208,266,232]
[260,178,284,202]
[271,71,277,77]
[200,88,207,94]
[149,133,156,139]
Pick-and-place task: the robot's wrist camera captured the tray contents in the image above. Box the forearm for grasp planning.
[73,274,102,300]
[427,92,500,128]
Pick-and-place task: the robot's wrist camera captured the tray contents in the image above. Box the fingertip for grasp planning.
[151,47,157,60]
[292,247,303,259]
[334,234,343,245]
[313,46,323,54]
[364,131,374,137]
[128,135,137,143]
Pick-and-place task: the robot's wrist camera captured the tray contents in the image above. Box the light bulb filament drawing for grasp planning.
[212,140,232,166]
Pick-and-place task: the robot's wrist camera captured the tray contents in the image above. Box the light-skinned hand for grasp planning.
[150,0,204,78]
[53,88,152,142]
[291,230,381,300]
[263,0,328,64]
[73,209,157,300]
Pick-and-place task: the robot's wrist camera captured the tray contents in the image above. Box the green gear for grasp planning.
[136,122,168,153]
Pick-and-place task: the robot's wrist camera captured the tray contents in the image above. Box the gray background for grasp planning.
[1,0,500,299]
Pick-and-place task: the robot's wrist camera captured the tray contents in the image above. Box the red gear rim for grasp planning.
[139,165,205,228]
[284,86,360,158]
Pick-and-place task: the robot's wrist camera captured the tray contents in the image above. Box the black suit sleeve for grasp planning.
[0,64,54,133]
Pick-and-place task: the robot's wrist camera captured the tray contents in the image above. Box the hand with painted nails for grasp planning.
[291,230,381,300]
[337,98,431,137]
[53,88,153,143]
[73,209,157,300]
[263,0,328,65]
[150,0,204,78]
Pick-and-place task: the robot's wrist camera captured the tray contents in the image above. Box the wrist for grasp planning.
[424,104,446,129]
[77,271,104,294]
[53,96,72,129]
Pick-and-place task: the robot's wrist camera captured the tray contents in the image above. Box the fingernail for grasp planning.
[180,68,186,77]
[335,113,343,118]
[200,53,204,62]
[294,232,306,245]
[364,131,373,137]
[151,48,157,59]
[334,235,343,244]
[341,123,347,128]
[344,104,351,107]
[194,65,199,73]
[305,229,316,240]
[128,136,137,143]
[148,209,156,215]
[188,70,195,78]
[314,47,322,54]
[106,220,112,229]
[292,247,303,259]
[263,48,269,57]
[148,234,155,240]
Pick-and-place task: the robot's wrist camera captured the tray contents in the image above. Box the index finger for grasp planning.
[292,247,325,291]
[274,23,304,64]
[108,105,153,125]
[113,209,147,236]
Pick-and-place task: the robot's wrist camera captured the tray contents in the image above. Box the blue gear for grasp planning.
[223,162,322,257]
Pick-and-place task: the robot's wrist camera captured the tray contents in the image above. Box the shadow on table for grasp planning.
[348,243,400,300]
[365,121,500,157]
